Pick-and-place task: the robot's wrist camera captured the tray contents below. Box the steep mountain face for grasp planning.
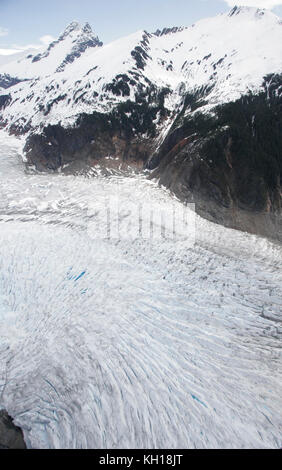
[148,73,282,241]
[0,6,281,240]
[31,22,103,72]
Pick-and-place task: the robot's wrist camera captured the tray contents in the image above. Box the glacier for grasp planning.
[0,130,281,449]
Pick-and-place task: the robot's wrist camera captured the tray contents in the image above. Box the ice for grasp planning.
[0,130,281,448]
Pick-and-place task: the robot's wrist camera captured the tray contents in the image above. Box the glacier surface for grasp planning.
[0,130,281,448]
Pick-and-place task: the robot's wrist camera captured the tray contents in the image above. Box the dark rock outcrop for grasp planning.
[0,410,26,449]
[24,114,155,172]
[149,135,282,242]
[0,74,25,90]
[153,26,188,36]
[0,94,12,110]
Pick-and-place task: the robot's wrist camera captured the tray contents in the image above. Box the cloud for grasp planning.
[13,35,56,51]
[223,0,282,8]
[0,27,8,37]
[0,34,56,57]
[39,35,55,45]
[0,48,20,56]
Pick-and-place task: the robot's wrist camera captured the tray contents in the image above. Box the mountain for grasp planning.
[1,7,281,129]
[0,21,102,79]
[0,6,281,241]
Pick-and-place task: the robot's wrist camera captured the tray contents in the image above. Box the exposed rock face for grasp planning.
[153,26,188,37]
[0,411,26,449]
[0,74,25,89]
[24,119,153,173]
[149,135,282,242]
[146,74,282,242]
[0,94,11,110]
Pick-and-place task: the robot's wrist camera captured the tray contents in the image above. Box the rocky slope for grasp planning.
[0,410,26,449]
[147,74,282,241]
[0,6,281,240]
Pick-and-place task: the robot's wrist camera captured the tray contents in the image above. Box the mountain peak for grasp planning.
[22,20,102,71]
[55,22,103,72]
[60,21,93,39]
[228,5,266,17]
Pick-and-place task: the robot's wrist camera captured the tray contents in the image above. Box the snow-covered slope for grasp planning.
[148,6,282,109]
[0,6,282,131]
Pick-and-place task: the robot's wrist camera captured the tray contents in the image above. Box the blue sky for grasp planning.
[0,0,282,55]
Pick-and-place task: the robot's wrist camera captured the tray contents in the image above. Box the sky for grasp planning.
[0,0,282,57]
